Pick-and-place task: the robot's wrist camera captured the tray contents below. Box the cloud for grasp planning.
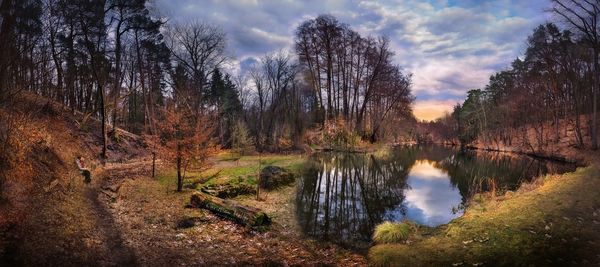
[153,0,552,120]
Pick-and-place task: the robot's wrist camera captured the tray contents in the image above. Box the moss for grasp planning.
[373,221,411,244]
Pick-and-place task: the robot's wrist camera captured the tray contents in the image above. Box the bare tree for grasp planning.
[166,21,227,114]
[552,0,600,150]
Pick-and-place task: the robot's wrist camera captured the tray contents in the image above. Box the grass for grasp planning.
[156,152,306,190]
[373,221,411,244]
[368,164,600,266]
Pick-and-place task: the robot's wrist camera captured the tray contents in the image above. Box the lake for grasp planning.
[295,145,578,249]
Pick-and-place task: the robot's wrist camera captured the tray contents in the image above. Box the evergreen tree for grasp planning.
[209,68,243,148]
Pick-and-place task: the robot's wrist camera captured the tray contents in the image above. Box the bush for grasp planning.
[323,118,360,150]
[373,221,411,244]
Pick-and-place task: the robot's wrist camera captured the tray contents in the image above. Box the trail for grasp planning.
[83,159,152,267]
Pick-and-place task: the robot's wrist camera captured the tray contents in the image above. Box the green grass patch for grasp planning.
[213,154,305,182]
[157,153,306,191]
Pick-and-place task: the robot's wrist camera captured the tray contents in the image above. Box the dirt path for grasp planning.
[86,159,153,266]
[84,186,136,266]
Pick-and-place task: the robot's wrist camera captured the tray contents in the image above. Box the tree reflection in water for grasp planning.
[296,145,578,249]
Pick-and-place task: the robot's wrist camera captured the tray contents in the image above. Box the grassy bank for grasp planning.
[369,153,600,266]
[156,152,306,191]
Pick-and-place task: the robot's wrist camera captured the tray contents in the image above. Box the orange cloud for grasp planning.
[413,99,458,121]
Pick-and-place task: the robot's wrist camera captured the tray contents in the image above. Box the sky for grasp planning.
[154,0,553,121]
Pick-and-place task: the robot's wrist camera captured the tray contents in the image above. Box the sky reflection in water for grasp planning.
[399,160,462,226]
[295,146,578,249]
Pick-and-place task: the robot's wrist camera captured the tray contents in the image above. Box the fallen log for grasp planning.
[190,192,271,227]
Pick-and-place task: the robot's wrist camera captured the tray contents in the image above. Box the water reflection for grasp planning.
[400,160,463,226]
[296,145,578,249]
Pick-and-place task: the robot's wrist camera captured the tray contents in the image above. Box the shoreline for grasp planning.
[368,146,600,266]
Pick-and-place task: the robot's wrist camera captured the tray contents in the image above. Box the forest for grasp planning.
[424,2,600,153]
[1,0,600,266]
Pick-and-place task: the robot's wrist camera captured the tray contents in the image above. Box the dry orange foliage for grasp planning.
[149,105,216,191]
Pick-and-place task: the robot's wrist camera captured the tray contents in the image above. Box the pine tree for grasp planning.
[209,68,243,148]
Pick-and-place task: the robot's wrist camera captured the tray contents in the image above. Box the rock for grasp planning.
[259,166,295,190]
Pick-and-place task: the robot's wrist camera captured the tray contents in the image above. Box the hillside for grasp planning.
[0,93,148,265]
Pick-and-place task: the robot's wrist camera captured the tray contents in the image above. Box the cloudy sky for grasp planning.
[154,0,553,121]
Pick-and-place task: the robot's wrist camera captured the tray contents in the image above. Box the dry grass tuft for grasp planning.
[372,221,411,244]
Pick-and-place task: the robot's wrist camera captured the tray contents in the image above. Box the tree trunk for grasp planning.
[112,26,123,134]
[176,144,182,192]
[152,151,156,178]
[593,49,599,150]
[99,84,107,159]
[190,192,271,226]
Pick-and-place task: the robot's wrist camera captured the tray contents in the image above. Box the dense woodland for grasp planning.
[427,0,600,151]
[0,0,414,190]
[0,1,415,187]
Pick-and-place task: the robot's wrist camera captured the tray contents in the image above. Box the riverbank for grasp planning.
[147,152,367,265]
[369,149,600,266]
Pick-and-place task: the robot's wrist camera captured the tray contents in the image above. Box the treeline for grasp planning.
[0,1,413,189]
[430,1,599,150]
[0,1,414,151]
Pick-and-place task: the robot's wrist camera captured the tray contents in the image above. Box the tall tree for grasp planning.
[166,21,227,114]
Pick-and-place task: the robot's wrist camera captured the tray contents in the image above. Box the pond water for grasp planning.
[295,145,578,249]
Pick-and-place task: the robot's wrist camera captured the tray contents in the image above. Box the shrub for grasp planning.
[231,120,254,156]
[111,129,122,143]
[322,118,360,150]
[373,221,411,244]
